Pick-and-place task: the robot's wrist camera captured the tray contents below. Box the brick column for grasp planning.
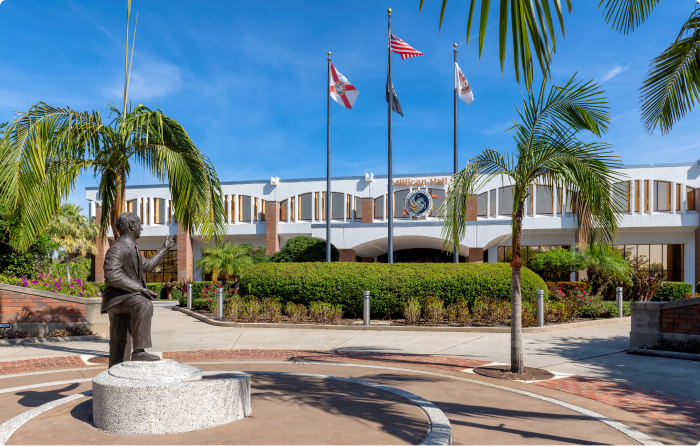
[177,224,193,281]
[361,257,373,263]
[362,198,374,223]
[466,194,478,221]
[92,205,110,283]
[339,249,356,262]
[468,248,483,263]
[266,201,280,255]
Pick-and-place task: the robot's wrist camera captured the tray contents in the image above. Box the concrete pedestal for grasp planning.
[92,360,251,435]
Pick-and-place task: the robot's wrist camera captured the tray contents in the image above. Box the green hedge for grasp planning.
[654,282,692,301]
[240,262,548,317]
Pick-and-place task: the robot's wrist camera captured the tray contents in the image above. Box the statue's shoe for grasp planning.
[131,351,161,362]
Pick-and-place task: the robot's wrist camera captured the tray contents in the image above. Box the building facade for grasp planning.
[86,163,700,288]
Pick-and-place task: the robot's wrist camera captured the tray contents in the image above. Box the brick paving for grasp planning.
[535,376,700,437]
[0,349,698,438]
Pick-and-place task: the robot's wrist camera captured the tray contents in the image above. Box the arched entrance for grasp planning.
[377,248,467,263]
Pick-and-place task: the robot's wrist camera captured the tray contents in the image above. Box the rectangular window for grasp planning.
[394,189,410,218]
[612,182,630,213]
[299,194,312,221]
[153,198,166,224]
[253,198,259,222]
[635,180,640,212]
[239,195,252,221]
[489,190,496,217]
[498,186,514,216]
[347,194,352,219]
[430,189,445,217]
[290,196,296,221]
[536,185,553,214]
[322,192,327,220]
[141,250,178,284]
[145,198,150,224]
[224,195,228,221]
[168,200,172,224]
[279,199,287,221]
[687,187,695,211]
[676,184,681,211]
[315,193,319,220]
[140,199,144,222]
[644,180,650,212]
[260,199,266,221]
[654,181,671,211]
[375,195,385,219]
[331,192,344,220]
[477,192,488,217]
[127,199,137,214]
[354,196,362,219]
[230,195,235,222]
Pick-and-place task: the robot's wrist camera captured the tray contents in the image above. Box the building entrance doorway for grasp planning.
[377,248,466,263]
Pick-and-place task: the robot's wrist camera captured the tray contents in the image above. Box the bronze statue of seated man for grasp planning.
[102,212,176,367]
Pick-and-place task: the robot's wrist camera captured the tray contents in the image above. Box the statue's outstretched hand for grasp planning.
[163,235,177,250]
[142,288,159,300]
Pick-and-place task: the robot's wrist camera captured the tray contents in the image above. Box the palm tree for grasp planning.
[0,0,226,250]
[419,0,572,90]
[598,1,700,134]
[576,242,632,298]
[195,242,253,283]
[47,203,99,281]
[438,75,624,374]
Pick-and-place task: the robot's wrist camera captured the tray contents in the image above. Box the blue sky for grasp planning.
[1,1,698,211]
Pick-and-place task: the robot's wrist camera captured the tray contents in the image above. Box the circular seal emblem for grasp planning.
[334,81,346,96]
[404,189,433,218]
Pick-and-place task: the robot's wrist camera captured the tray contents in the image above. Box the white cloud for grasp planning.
[601,63,631,83]
[105,59,182,103]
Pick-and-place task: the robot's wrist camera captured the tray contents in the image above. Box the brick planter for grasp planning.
[0,283,108,337]
[630,297,700,349]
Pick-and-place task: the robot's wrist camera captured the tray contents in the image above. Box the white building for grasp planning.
[86,163,699,286]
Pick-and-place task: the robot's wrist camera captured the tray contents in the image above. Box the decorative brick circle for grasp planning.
[473,365,555,381]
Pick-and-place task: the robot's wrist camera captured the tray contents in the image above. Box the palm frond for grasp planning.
[597,0,660,34]
[639,10,700,134]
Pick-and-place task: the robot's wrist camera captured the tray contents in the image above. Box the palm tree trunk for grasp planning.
[110,167,128,239]
[212,267,218,283]
[510,203,525,374]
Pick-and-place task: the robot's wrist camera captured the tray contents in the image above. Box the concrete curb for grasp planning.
[0,335,106,346]
[629,348,700,361]
[175,306,630,333]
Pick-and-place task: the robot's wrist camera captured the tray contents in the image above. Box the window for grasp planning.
[239,195,252,221]
[616,244,684,282]
[688,187,695,211]
[354,196,362,219]
[331,192,344,219]
[654,181,671,211]
[394,189,410,218]
[489,190,496,217]
[168,200,172,224]
[141,250,178,284]
[290,196,296,221]
[429,189,445,217]
[676,184,682,211]
[375,195,385,219]
[127,199,137,214]
[224,195,229,221]
[347,194,352,219]
[140,200,144,222]
[260,199,266,221]
[644,180,650,211]
[612,182,630,213]
[477,192,487,217]
[498,186,514,216]
[536,185,553,214]
[299,193,312,221]
[635,180,640,212]
[154,198,166,224]
[315,192,320,219]
[145,198,150,223]
[279,199,287,221]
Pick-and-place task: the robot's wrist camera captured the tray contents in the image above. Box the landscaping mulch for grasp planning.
[473,365,555,381]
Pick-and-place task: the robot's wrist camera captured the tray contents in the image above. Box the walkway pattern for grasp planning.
[0,349,697,438]
[535,376,700,437]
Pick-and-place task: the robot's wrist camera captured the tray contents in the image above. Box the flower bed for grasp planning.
[0,274,100,298]
[0,326,96,339]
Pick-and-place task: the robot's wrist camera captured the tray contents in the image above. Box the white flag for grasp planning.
[454,62,473,105]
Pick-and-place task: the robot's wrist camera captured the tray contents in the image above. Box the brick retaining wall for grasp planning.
[662,304,700,336]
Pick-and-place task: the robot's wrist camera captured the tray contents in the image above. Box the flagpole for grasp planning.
[453,43,459,264]
[326,51,332,263]
[387,8,394,264]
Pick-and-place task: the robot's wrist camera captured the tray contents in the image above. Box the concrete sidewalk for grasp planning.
[1,306,696,400]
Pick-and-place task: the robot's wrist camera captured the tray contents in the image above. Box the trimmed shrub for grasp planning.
[240,263,548,317]
[284,302,307,323]
[262,298,283,322]
[654,282,693,301]
[403,298,421,325]
[269,236,339,263]
[308,301,343,325]
[171,288,183,301]
[423,297,445,326]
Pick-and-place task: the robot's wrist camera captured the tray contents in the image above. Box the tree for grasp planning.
[420,0,572,91]
[269,236,340,263]
[577,242,633,298]
[0,0,226,251]
[598,1,700,134]
[438,75,623,374]
[46,203,99,281]
[195,242,253,282]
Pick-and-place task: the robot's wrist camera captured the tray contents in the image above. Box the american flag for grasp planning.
[390,33,424,60]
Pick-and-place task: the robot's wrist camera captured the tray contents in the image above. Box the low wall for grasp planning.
[630,297,700,349]
[0,283,108,337]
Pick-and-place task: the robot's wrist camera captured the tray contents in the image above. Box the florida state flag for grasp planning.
[329,64,359,109]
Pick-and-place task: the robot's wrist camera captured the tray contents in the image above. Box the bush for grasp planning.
[262,298,282,322]
[0,329,29,339]
[284,302,308,323]
[269,236,340,263]
[308,301,343,324]
[243,297,263,322]
[423,297,444,326]
[652,339,700,354]
[546,281,588,294]
[241,263,548,317]
[46,326,96,337]
[171,288,183,301]
[403,298,421,325]
[654,282,693,301]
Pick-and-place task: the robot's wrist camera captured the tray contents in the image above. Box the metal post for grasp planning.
[217,287,224,321]
[616,287,623,318]
[537,289,544,327]
[326,52,332,263]
[387,8,394,264]
[186,283,192,310]
[363,290,370,326]
[453,43,459,264]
